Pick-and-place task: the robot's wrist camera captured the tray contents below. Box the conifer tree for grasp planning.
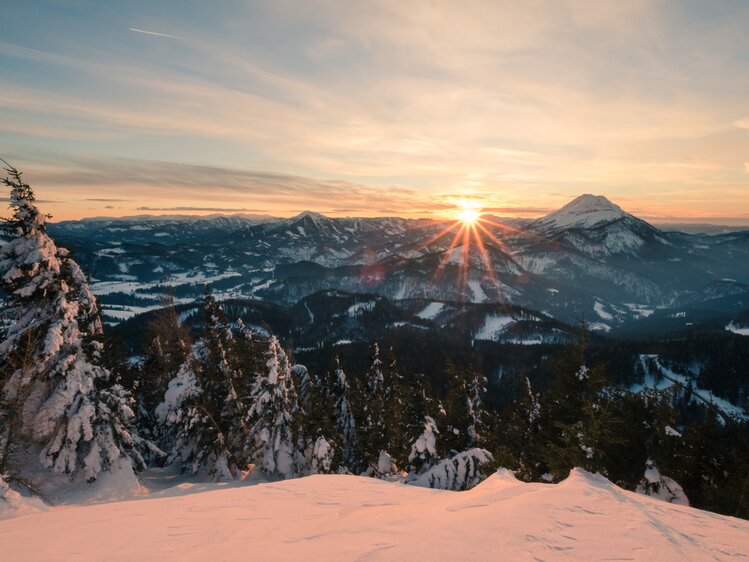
[330,358,357,469]
[441,364,486,456]
[355,342,390,473]
[303,371,340,474]
[537,333,618,480]
[391,372,431,467]
[246,336,302,478]
[497,377,544,480]
[155,291,247,479]
[0,162,137,487]
[408,415,440,473]
[138,300,190,441]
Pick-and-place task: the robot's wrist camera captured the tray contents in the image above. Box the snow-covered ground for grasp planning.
[726,322,749,336]
[633,355,748,422]
[416,301,445,320]
[2,469,748,561]
[474,314,514,340]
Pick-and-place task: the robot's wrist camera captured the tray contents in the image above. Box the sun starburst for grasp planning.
[412,202,531,301]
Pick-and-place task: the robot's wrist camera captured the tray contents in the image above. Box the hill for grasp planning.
[2,469,748,561]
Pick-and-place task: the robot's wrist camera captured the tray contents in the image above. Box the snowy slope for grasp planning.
[531,194,629,230]
[2,470,748,561]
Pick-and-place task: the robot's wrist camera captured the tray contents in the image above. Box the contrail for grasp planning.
[128,27,181,40]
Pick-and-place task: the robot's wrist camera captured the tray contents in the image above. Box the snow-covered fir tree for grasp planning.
[154,292,247,480]
[466,372,487,446]
[408,448,494,491]
[245,336,302,478]
[309,436,335,475]
[636,459,689,505]
[330,359,357,468]
[355,342,391,474]
[138,301,191,436]
[441,364,485,456]
[0,163,137,489]
[408,415,440,474]
[538,334,614,480]
[299,362,340,475]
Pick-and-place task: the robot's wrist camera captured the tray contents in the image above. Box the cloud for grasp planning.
[128,28,182,40]
[745,162,749,174]
[481,206,554,215]
[3,2,749,221]
[136,206,268,213]
[85,198,129,202]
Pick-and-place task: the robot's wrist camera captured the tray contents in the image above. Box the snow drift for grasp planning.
[2,468,748,561]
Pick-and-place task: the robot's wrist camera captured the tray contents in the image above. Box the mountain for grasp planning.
[527,193,671,258]
[532,194,630,230]
[47,214,278,246]
[44,198,749,336]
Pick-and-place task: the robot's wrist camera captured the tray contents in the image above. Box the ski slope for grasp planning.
[2,469,748,561]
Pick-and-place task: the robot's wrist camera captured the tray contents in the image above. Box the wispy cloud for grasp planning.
[136,206,268,213]
[1,1,748,220]
[128,28,182,40]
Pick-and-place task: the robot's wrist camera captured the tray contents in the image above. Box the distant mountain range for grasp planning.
[47,194,749,338]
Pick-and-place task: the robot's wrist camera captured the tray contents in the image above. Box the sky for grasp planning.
[1,0,748,223]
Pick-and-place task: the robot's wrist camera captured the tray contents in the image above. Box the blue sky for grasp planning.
[1,0,748,222]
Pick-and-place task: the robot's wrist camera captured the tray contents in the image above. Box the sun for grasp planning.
[456,207,480,224]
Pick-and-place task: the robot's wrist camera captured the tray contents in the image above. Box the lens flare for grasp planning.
[456,208,480,224]
[412,202,536,302]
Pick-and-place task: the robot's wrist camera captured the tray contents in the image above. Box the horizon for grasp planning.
[1,1,748,223]
[31,193,749,228]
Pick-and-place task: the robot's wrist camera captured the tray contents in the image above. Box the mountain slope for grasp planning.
[527,193,672,258]
[43,198,749,335]
[2,470,748,561]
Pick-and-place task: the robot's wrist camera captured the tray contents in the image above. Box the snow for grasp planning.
[534,194,628,230]
[94,247,126,257]
[3,469,749,561]
[726,322,749,336]
[0,480,49,520]
[101,304,162,321]
[467,280,488,303]
[593,300,613,321]
[623,303,655,318]
[587,322,611,332]
[347,301,376,316]
[416,302,445,320]
[474,314,514,341]
[636,461,689,506]
[91,271,241,296]
[633,355,748,422]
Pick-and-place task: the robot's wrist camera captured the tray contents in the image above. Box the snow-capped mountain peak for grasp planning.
[288,211,328,223]
[532,194,628,231]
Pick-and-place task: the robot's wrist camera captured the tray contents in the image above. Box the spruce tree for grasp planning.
[139,300,190,428]
[392,372,431,468]
[302,368,341,474]
[355,342,390,474]
[245,336,302,478]
[537,333,619,480]
[330,358,357,470]
[0,162,137,488]
[154,291,247,479]
[497,377,544,480]
[408,415,440,473]
[441,364,486,456]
